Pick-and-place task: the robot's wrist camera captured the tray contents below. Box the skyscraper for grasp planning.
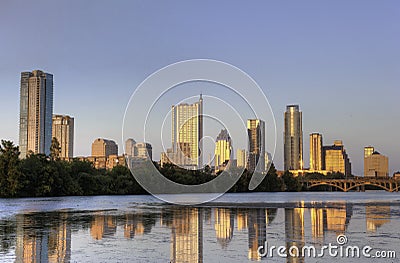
[323,140,352,176]
[19,70,53,157]
[170,95,203,169]
[52,114,74,158]
[284,105,303,171]
[310,133,323,170]
[214,129,232,172]
[91,138,118,157]
[247,119,265,173]
[236,149,247,169]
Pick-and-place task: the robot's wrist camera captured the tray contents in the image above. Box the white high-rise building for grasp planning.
[169,95,203,169]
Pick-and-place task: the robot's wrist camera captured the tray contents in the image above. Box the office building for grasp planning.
[169,94,203,169]
[323,140,351,176]
[19,70,53,157]
[236,149,247,169]
[247,119,265,173]
[91,138,118,157]
[125,139,152,160]
[310,133,323,170]
[364,151,389,177]
[364,146,374,158]
[265,152,272,172]
[284,105,303,170]
[125,138,137,157]
[135,143,152,160]
[214,129,232,172]
[77,155,126,170]
[52,114,74,158]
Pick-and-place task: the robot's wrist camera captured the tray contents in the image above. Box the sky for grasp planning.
[0,0,399,175]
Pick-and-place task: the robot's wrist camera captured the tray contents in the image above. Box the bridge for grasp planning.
[301,177,400,192]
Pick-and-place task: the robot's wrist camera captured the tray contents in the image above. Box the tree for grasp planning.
[282,171,302,192]
[0,140,21,197]
[50,137,61,160]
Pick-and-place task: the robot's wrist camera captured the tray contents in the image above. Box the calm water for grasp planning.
[1,192,400,263]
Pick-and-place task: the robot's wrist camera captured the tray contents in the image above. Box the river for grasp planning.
[0,192,399,262]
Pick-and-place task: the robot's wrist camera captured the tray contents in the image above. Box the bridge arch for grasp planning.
[306,182,346,192]
[346,182,391,192]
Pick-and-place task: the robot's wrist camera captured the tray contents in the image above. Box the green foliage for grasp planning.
[0,139,319,197]
[50,137,61,160]
[0,140,21,197]
[282,171,302,192]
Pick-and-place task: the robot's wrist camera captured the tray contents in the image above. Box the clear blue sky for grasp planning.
[0,0,399,174]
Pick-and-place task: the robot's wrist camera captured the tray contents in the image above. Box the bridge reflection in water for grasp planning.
[302,178,400,192]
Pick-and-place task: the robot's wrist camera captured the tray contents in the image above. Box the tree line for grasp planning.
[0,139,339,198]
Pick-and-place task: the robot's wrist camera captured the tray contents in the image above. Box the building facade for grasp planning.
[19,70,53,157]
[214,129,233,172]
[52,114,74,158]
[247,119,265,173]
[135,143,152,160]
[364,151,389,177]
[310,133,323,171]
[364,146,374,158]
[323,140,352,176]
[284,105,303,170]
[236,149,247,169]
[91,138,118,157]
[125,139,152,160]
[168,95,203,169]
[125,138,137,157]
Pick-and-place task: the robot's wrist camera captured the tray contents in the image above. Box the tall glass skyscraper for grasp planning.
[19,70,53,157]
[284,105,303,170]
[310,133,323,170]
[170,94,203,169]
[247,119,265,173]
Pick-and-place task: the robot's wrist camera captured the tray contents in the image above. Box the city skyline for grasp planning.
[1,1,399,175]
[11,69,400,176]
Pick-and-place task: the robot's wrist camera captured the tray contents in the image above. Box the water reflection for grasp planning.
[0,201,396,262]
[365,205,391,233]
[310,202,353,241]
[15,213,71,263]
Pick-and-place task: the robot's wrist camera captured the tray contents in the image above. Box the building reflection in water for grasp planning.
[15,213,71,263]
[285,207,305,263]
[236,209,248,231]
[124,214,146,239]
[90,214,117,240]
[165,207,203,263]
[366,205,391,233]
[310,202,353,241]
[214,208,234,249]
[247,208,277,261]
[6,202,393,262]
